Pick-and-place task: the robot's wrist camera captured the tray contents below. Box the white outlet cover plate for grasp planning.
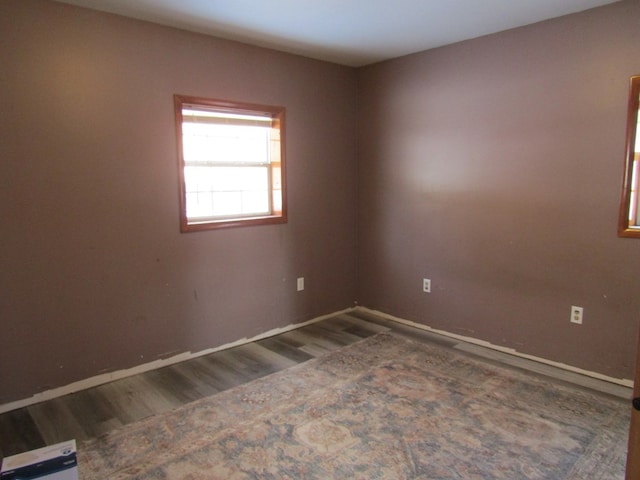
[570,306,583,324]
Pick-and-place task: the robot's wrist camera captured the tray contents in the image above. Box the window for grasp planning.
[174,95,286,232]
[619,75,640,237]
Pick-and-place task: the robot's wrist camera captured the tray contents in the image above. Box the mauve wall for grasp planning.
[0,0,357,405]
[358,0,640,380]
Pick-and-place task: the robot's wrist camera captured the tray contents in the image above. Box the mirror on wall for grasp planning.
[618,75,640,238]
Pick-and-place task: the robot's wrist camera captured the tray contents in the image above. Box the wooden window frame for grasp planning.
[174,95,287,232]
[618,76,640,238]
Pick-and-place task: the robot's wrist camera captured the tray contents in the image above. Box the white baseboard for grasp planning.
[356,306,634,390]
[0,308,353,415]
[3,305,630,415]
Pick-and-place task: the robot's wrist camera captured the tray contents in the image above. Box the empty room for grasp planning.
[2,0,640,478]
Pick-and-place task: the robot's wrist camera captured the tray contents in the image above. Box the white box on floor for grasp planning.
[1,440,77,480]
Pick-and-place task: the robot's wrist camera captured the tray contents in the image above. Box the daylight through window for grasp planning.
[175,95,286,232]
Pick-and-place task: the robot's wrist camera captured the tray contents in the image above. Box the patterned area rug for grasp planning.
[79,332,630,479]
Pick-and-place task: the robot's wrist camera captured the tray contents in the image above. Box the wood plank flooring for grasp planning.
[0,310,631,459]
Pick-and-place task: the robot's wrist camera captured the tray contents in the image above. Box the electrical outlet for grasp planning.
[297,277,304,291]
[570,305,583,324]
[423,278,431,293]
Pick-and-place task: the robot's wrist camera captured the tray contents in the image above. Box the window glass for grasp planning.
[175,96,286,232]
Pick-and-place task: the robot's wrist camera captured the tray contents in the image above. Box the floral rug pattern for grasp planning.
[79,333,630,479]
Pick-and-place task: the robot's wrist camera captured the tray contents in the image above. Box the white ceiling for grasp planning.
[53,0,620,66]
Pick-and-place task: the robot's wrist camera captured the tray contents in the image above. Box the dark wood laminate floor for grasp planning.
[0,310,631,459]
[0,311,391,457]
